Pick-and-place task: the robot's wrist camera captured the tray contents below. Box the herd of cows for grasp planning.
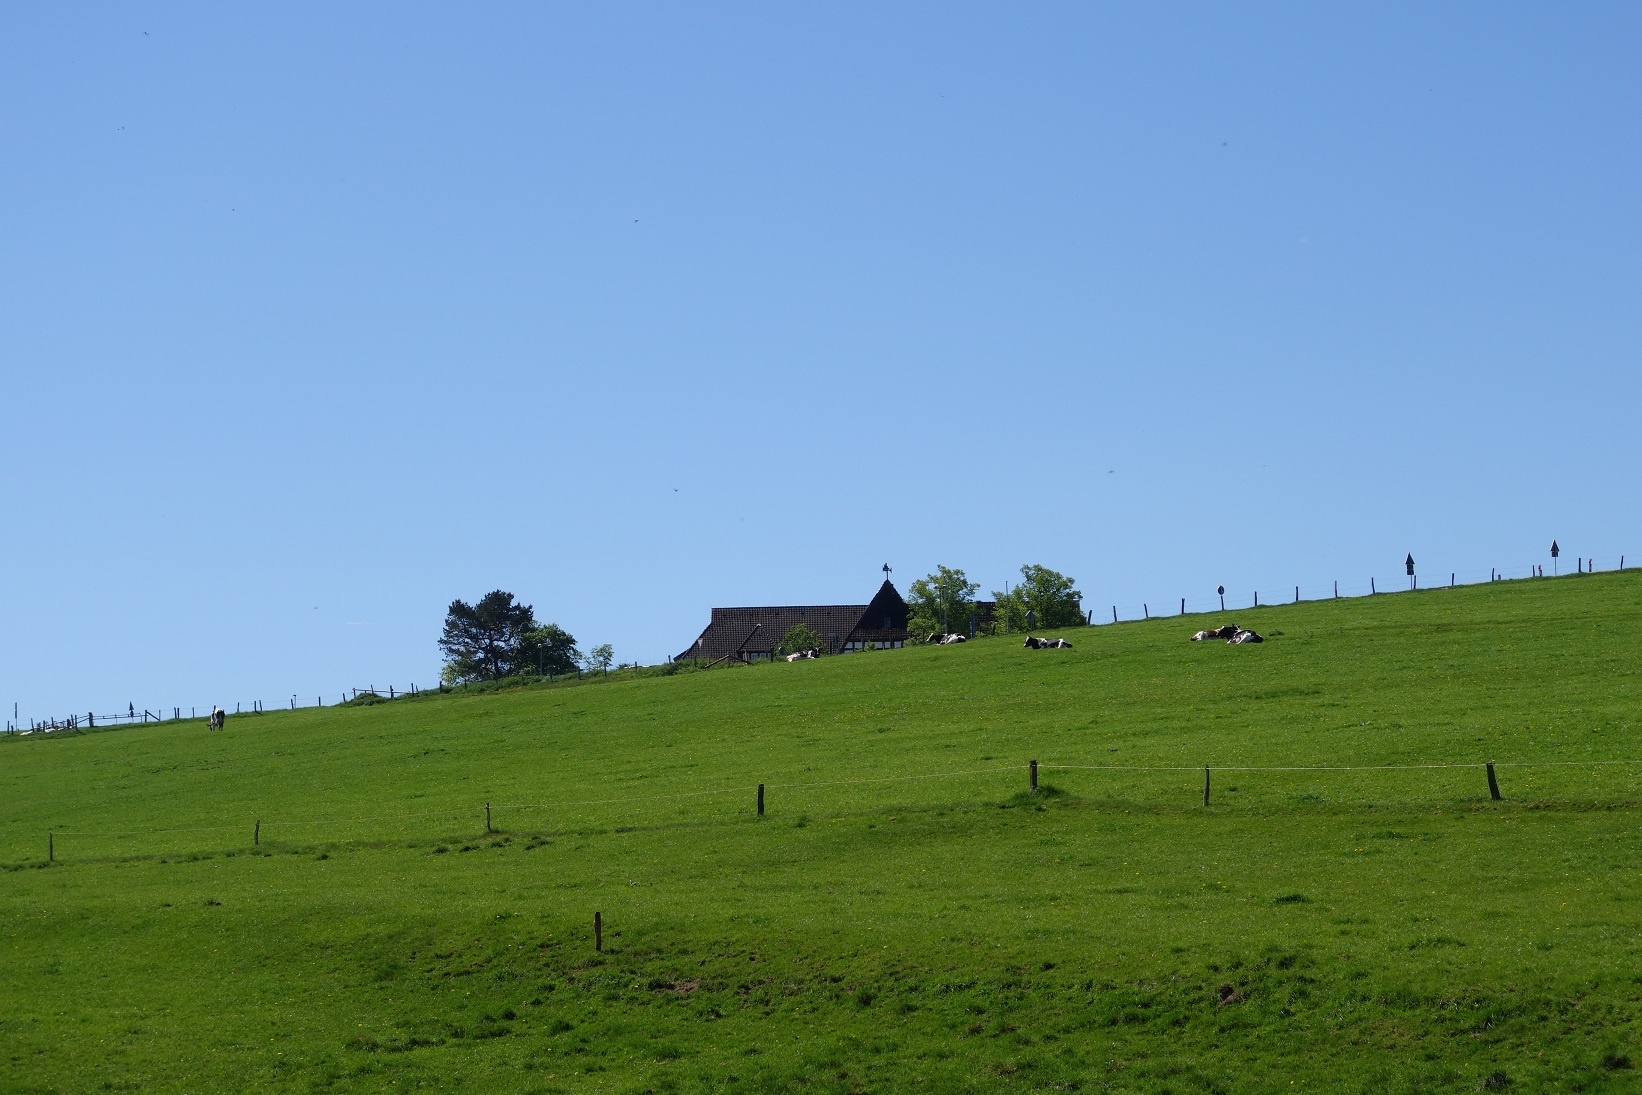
[1190,623,1266,644]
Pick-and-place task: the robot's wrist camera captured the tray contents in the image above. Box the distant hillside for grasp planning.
[3,571,1640,1093]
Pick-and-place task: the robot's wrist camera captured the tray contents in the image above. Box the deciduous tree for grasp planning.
[908,565,980,640]
[779,624,826,656]
[992,564,1084,633]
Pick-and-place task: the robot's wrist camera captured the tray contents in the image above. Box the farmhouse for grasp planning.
[677,580,910,663]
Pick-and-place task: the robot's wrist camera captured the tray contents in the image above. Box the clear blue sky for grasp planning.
[5,4,1639,721]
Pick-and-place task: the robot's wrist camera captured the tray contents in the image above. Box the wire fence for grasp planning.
[11,755,1642,867]
[1095,554,1627,624]
[4,686,440,737]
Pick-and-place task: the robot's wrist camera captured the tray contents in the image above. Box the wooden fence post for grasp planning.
[1334,581,1338,598]
[1112,606,1117,623]
[1181,598,1186,615]
[485,803,492,833]
[48,832,54,863]
[757,783,765,817]
[1486,763,1501,801]
[1202,766,1210,807]
[1253,591,1259,606]
[1370,578,1376,595]
[254,820,260,846]
[1294,586,1299,603]
[594,911,603,952]
[1143,603,1149,619]
[1029,759,1038,791]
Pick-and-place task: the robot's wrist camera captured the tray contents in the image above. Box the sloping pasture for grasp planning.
[2,573,1640,1093]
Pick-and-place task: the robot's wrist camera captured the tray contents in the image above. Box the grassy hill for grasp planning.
[3,572,1640,1094]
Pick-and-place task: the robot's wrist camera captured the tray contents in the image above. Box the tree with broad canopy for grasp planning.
[992,564,1084,634]
[438,591,579,683]
[907,565,980,641]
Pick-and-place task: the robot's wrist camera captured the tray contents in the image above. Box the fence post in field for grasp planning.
[1112,606,1117,623]
[255,820,260,846]
[1334,580,1338,598]
[1451,573,1455,588]
[594,911,603,952]
[1370,578,1376,595]
[485,802,492,833]
[1029,760,1038,791]
[1181,598,1186,615]
[757,783,765,817]
[1486,763,1501,801]
[1295,586,1299,603]
[49,832,55,862]
[88,712,95,728]
[1202,766,1210,807]
[1254,591,1259,607]
[1144,603,1149,619]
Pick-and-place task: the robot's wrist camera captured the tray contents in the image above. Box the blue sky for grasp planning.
[4,4,1638,720]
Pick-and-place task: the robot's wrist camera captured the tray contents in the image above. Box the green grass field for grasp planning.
[4,573,1641,1094]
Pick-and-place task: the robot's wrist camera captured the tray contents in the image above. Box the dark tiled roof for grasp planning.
[678,581,908,661]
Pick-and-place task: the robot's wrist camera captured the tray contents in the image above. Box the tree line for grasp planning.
[907,563,1083,639]
[438,591,612,685]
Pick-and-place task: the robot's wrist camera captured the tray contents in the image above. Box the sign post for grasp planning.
[1550,540,1560,576]
[1406,553,1416,591]
[1217,585,1225,612]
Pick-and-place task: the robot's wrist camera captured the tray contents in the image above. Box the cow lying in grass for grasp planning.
[1023,636,1072,649]
[1191,624,1240,641]
[926,633,967,645]
[1227,630,1264,644]
[784,649,819,662]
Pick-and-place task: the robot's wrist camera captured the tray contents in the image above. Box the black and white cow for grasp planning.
[1191,624,1240,642]
[785,649,819,662]
[1023,636,1072,649]
[1227,630,1264,644]
[208,706,226,731]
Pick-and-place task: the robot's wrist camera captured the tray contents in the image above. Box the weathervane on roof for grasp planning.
[882,563,892,583]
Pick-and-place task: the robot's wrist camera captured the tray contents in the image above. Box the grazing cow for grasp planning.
[784,648,819,662]
[208,706,226,731]
[1023,636,1072,649]
[925,632,967,645]
[1192,624,1240,641]
[1227,630,1264,644]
